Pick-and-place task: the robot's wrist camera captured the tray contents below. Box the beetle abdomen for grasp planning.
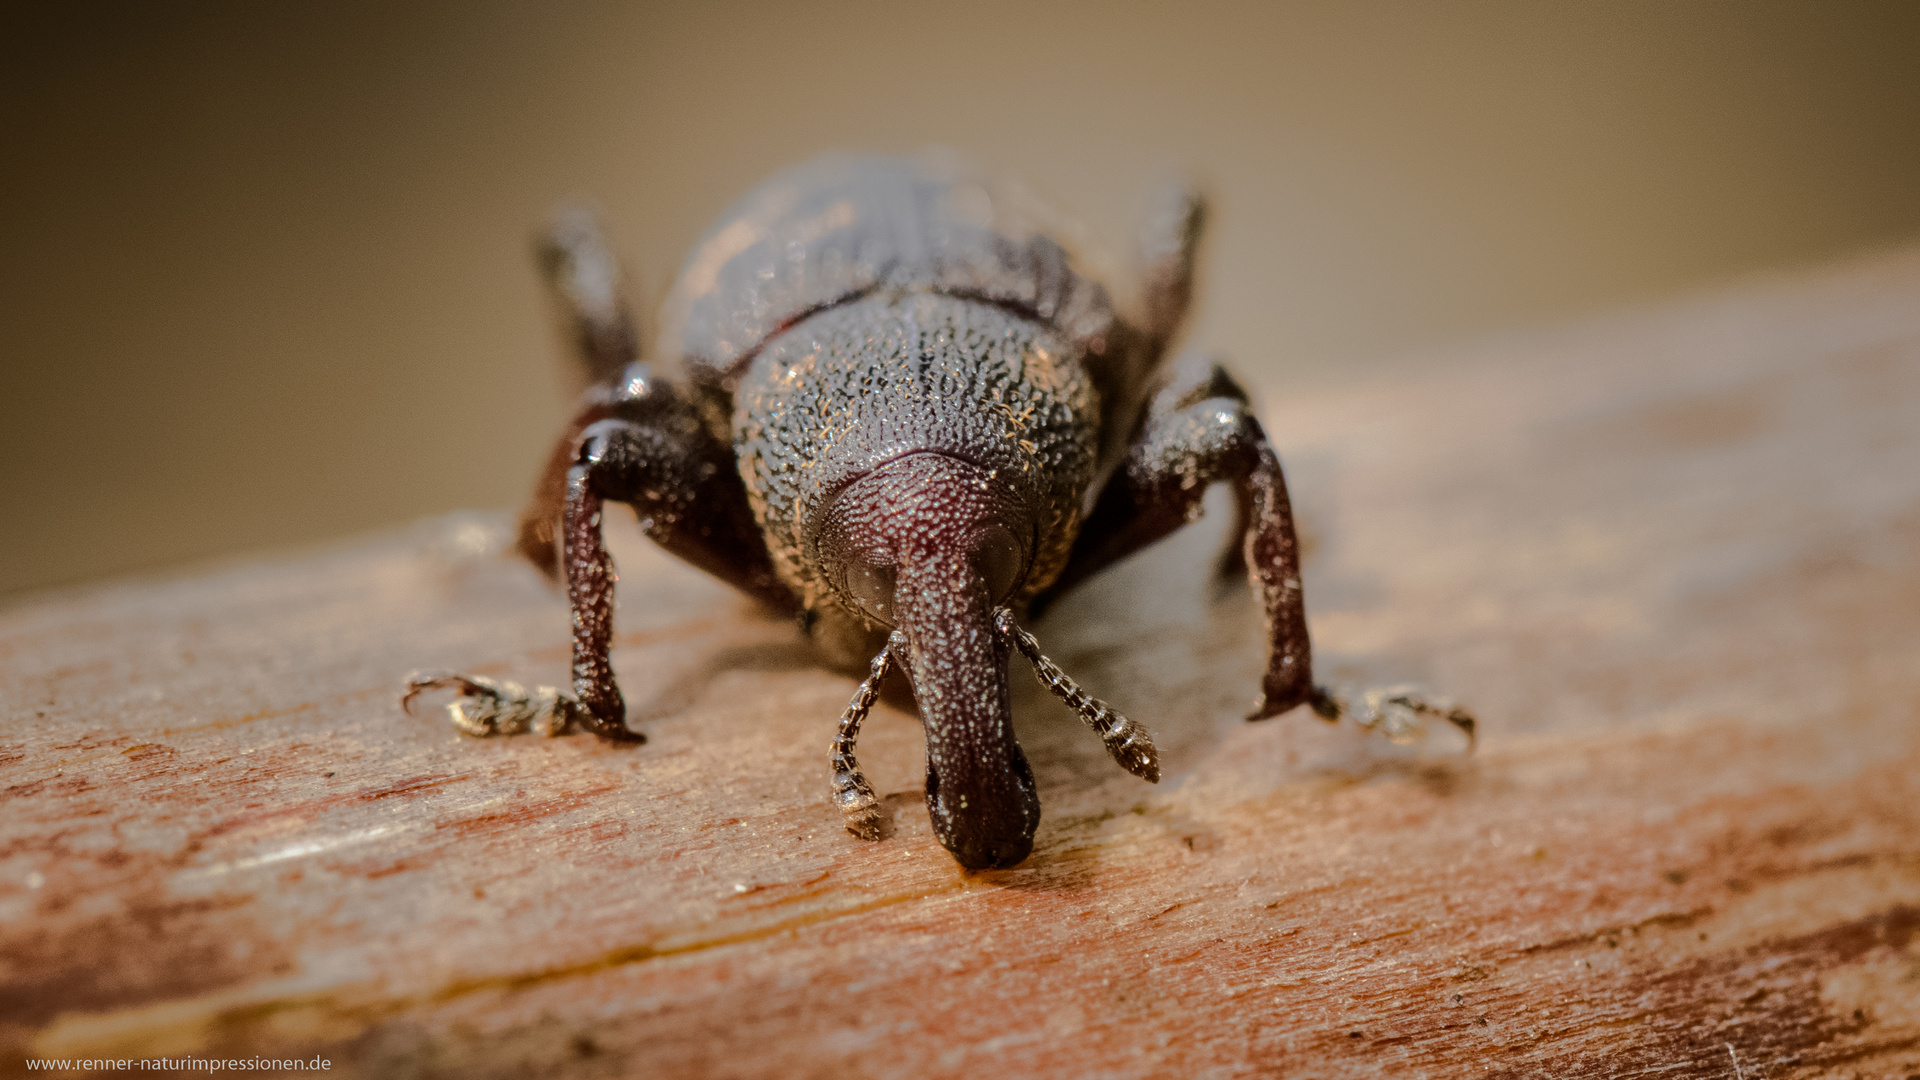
[734,292,1098,618]
[658,153,1119,406]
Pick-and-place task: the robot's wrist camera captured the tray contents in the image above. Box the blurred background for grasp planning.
[4,0,1920,598]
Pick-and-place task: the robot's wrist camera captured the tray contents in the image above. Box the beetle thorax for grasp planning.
[732,291,1099,619]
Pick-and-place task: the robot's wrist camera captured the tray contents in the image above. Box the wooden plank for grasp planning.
[5,248,1920,1078]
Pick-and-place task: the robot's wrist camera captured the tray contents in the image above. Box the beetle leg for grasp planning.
[405,373,797,743]
[556,398,800,739]
[1034,351,1313,720]
[401,671,587,737]
[393,442,647,742]
[514,208,639,576]
[1039,352,1475,740]
[1309,684,1478,750]
[1095,185,1209,470]
[521,370,794,611]
[1139,183,1207,349]
[514,401,613,580]
[538,205,642,385]
[994,609,1159,783]
[830,631,906,840]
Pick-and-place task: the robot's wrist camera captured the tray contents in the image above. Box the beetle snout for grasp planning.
[812,452,1043,868]
[927,748,1039,870]
[893,546,1039,870]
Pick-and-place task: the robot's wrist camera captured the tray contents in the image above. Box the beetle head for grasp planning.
[813,452,1040,869]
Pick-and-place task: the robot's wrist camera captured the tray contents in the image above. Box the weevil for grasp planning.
[404,153,1474,870]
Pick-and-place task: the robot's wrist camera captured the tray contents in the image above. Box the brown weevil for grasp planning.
[404,152,1474,870]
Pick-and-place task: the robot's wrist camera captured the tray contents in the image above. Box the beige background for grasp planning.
[4,0,1920,598]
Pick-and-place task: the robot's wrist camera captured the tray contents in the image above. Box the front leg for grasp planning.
[558,428,634,736]
[561,377,800,736]
[409,371,794,741]
[1038,353,1475,743]
[1038,352,1313,718]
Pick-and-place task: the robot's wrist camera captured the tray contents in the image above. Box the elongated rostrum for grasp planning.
[404,153,1473,870]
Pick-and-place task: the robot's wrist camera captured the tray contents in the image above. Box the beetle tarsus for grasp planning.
[400,670,608,739]
[995,608,1161,784]
[831,632,905,840]
[1309,683,1477,751]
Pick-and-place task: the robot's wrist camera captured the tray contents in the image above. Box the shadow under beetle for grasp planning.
[404,152,1473,870]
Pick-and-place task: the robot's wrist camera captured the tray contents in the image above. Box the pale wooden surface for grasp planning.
[5,247,1920,1078]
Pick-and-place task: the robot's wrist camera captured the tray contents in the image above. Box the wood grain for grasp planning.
[5,248,1920,1078]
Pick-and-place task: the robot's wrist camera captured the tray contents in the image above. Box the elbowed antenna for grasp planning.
[994,609,1160,784]
[830,632,907,840]
[811,453,1041,869]
[826,614,1164,852]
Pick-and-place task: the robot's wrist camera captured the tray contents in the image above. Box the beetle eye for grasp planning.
[844,560,897,624]
[972,524,1023,605]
